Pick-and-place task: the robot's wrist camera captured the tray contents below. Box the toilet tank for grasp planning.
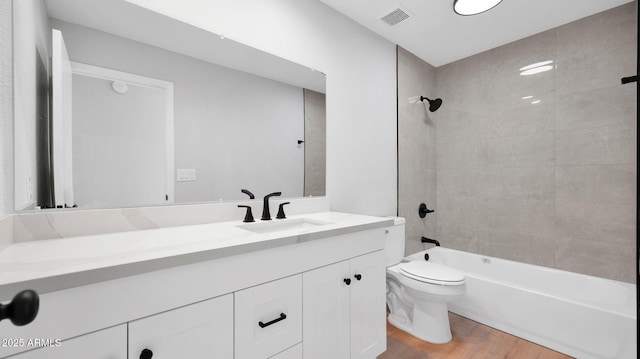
[384,217,406,267]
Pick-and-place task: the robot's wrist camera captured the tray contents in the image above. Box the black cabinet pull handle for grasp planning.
[140,348,153,359]
[354,274,362,281]
[0,290,39,326]
[344,278,351,285]
[259,313,287,328]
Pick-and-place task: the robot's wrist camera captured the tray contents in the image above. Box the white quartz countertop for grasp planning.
[0,212,393,299]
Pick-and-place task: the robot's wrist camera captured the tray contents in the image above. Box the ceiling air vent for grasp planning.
[380,7,411,26]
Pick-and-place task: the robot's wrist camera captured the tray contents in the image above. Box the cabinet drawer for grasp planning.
[235,275,302,359]
[6,325,126,359]
[269,343,302,359]
[128,294,233,359]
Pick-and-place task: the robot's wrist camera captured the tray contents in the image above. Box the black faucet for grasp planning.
[261,192,282,220]
[421,236,440,246]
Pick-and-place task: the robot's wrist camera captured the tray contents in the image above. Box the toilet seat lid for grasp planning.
[399,261,465,285]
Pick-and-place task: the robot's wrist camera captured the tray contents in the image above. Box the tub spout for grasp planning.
[421,236,440,246]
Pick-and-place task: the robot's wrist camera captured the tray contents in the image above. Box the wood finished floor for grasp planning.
[378,312,574,359]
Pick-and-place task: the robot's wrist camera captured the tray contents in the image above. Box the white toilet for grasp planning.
[385,218,466,344]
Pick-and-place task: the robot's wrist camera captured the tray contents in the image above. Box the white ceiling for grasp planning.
[318,0,634,67]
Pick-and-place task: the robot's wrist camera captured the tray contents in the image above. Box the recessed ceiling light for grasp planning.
[453,0,503,16]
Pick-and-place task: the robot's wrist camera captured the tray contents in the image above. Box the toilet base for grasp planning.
[386,261,464,345]
[387,301,453,344]
[413,301,453,343]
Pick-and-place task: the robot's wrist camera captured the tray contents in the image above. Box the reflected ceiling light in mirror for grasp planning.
[519,60,554,76]
[453,0,503,16]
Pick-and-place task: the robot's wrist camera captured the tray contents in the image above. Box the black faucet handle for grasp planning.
[418,203,435,218]
[266,192,282,198]
[276,202,291,219]
[241,189,255,199]
[237,205,254,223]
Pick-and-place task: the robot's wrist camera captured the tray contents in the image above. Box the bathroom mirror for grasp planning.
[13,0,326,211]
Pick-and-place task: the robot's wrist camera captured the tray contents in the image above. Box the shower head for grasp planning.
[420,96,443,112]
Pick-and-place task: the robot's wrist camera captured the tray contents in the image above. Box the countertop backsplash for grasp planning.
[4,197,330,244]
[0,216,11,252]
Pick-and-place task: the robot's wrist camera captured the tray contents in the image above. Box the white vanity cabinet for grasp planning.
[128,294,233,359]
[302,250,386,359]
[269,343,302,358]
[1,215,390,359]
[7,324,126,359]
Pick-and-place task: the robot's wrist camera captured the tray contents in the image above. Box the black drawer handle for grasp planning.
[259,313,287,328]
[354,274,362,281]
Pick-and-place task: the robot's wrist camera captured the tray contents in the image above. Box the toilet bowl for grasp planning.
[384,218,466,344]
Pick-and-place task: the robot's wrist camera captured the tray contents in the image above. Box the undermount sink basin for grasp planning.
[237,218,331,234]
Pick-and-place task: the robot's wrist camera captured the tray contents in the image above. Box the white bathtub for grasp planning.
[408,247,637,359]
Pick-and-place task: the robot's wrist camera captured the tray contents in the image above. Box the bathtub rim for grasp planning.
[414,246,636,319]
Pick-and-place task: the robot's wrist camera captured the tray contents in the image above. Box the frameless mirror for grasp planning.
[13,0,326,211]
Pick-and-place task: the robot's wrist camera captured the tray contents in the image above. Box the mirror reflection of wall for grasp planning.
[60,18,309,208]
[303,89,326,197]
[35,50,53,209]
[13,0,326,211]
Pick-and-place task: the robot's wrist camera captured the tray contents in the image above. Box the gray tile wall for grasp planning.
[397,47,438,255]
[303,89,326,197]
[399,3,637,283]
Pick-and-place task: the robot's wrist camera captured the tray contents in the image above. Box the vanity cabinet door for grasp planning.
[302,250,386,359]
[128,294,233,359]
[6,324,126,359]
[349,250,386,359]
[302,260,351,359]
